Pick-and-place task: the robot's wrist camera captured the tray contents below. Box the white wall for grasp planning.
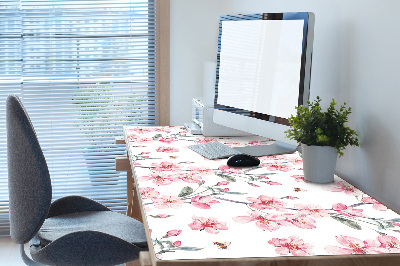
[170,0,228,124]
[170,0,400,212]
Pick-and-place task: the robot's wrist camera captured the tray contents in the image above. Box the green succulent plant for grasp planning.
[285,96,359,157]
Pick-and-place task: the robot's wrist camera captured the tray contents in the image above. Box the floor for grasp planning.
[0,237,25,266]
[0,236,141,266]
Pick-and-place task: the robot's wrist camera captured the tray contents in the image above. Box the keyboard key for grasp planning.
[188,142,242,160]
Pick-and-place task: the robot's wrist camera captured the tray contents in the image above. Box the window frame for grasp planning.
[157,0,170,126]
[0,0,170,237]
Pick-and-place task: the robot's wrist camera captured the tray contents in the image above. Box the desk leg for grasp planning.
[124,252,152,266]
[127,169,134,217]
[124,259,140,266]
[139,252,152,266]
[127,170,143,223]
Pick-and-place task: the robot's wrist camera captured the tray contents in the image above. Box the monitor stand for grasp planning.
[233,141,298,157]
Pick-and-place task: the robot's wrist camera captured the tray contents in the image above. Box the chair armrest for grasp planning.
[47,195,110,218]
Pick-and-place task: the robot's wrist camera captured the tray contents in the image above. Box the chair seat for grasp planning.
[37,211,147,248]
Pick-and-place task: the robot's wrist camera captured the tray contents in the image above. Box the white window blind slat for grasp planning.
[0,0,159,236]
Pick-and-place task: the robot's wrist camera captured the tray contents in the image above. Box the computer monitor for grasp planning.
[213,12,315,156]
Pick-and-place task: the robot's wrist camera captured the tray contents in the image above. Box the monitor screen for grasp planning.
[217,19,304,118]
[213,13,315,156]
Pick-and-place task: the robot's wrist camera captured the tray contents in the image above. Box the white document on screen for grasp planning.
[217,19,304,118]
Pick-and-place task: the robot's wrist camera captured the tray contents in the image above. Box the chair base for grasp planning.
[20,244,45,266]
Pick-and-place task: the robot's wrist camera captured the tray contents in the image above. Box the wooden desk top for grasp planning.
[124,126,400,265]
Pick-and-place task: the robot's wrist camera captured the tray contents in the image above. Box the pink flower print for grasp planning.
[217,181,230,186]
[136,138,153,144]
[233,211,290,232]
[158,126,173,132]
[268,236,314,256]
[285,214,317,229]
[156,146,179,153]
[188,216,228,234]
[393,222,400,228]
[167,229,182,237]
[325,235,386,255]
[260,162,293,172]
[361,197,387,211]
[247,195,287,211]
[126,133,139,140]
[248,141,260,146]
[188,166,213,175]
[140,187,160,199]
[196,138,216,144]
[125,128,138,134]
[222,188,229,192]
[269,155,287,160]
[191,195,220,209]
[140,173,179,186]
[173,241,182,247]
[377,235,400,252]
[179,173,204,184]
[128,136,153,144]
[287,157,303,165]
[332,203,365,217]
[153,195,184,209]
[264,181,282,186]
[295,204,331,218]
[326,181,361,196]
[130,127,154,134]
[159,137,176,144]
[291,175,305,182]
[152,161,181,172]
[223,141,241,147]
[219,165,243,174]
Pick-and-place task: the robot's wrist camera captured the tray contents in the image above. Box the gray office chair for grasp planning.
[6,94,148,265]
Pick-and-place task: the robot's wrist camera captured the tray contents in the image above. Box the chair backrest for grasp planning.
[6,94,52,244]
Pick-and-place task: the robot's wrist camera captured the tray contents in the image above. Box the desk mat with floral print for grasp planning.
[124,126,400,260]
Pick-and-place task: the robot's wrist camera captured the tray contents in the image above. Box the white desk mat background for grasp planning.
[124,126,400,260]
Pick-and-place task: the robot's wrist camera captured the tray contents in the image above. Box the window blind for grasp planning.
[0,0,159,236]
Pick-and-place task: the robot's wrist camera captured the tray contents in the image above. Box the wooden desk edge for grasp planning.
[123,127,158,266]
[150,253,400,266]
[132,164,158,266]
[116,136,126,144]
[115,156,130,171]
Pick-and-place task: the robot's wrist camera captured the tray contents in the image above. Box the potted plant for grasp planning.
[285,96,359,183]
[72,83,134,186]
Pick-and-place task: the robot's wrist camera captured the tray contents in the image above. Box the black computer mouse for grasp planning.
[227,154,260,167]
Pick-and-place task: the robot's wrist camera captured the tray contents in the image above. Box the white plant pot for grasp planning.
[301,144,338,183]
